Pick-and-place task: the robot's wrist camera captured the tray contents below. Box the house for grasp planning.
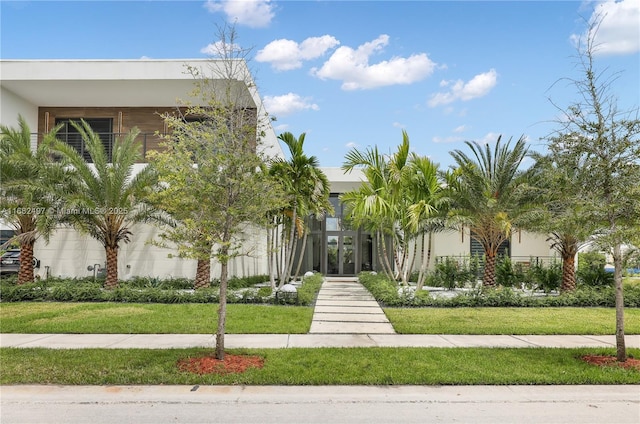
[1,59,556,280]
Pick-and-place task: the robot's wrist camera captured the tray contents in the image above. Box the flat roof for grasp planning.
[0,59,255,108]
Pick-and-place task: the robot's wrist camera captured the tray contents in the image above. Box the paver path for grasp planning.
[309,277,395,334]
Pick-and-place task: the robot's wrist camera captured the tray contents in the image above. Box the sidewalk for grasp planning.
[2,277,639,350]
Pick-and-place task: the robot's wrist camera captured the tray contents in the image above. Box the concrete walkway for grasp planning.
[1,276,639,349]
[309,277,395,334]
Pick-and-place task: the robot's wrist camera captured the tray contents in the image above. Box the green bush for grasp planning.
[359,272,408,306]
[0,274,275,305]
[577,252,614,287]
[296,273,323,306]
[528,261,562,292]
[361,273,640,308]
[496,257,521,288]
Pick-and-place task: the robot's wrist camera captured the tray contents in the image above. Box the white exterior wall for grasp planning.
[34,222,271,280]
[0,86,38,148]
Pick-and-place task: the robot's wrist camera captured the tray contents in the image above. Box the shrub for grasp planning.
[296,273,323,306]
[359,272,403,306]
[360,273,640,308]
[496,256,520,288]
[577,252,614,287]
[528,261,562,293]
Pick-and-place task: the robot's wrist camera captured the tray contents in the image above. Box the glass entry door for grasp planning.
[326,232,356,275]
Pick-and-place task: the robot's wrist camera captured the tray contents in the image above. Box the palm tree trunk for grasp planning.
[416,231,433,291]
[281,205,298,286]
[194,258,211,289]
[104,245,119,290]
[293,227,309,280]
[17,241,35,285]
[267,225,276,290]
[560,252,577,292]
[378,230,394,279]
[482,252,497,288]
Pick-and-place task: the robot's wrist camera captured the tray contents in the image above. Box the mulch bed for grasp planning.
[177,354,265,375]
[581,355,640,371]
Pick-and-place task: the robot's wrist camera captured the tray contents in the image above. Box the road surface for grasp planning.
[1,385,638,423]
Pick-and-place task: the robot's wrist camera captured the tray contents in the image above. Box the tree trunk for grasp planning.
[293,227,309,281]
[17,241,35,285]
[560,252,576,292]
[267,225,276,290]
[280,205,297,287]
[215,248,229,361]
[613,243,626,362]
[482,252,497,288]
[104,245,119,290]
[416,231,433,291]
[194,258,211,289]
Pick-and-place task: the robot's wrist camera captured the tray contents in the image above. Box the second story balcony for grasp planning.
[33,132,164,163]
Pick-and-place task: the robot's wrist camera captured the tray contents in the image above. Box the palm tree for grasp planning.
[51,120,162,289]
[406,154,449,290]
[342,143,396,279]
[268,132,332,287]
[447,135,529,288]
[524,147,591,292]
[0,116,67,284]
[342,131,418,284]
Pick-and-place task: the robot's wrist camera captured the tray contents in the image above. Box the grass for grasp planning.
[0,303,313,334]
[1,347,638,385]
[385,307,640,335]
[625,276,640,287]
[2,302,638,335]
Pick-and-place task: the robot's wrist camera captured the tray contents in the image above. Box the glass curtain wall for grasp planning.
[292,194,380,277]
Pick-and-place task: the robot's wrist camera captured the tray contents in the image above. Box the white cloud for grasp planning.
[570,0,640,56]
[345,142,359,149]
[263,93,319,117]
[311,34,437,90]
[475,132,502,145]
[428,69,498,107]
[256,35,340,71]
[392,122,405,129]
[200,40,242,56]
[204,0,274,28]
[453,125,467,133]
[432,135,463,144]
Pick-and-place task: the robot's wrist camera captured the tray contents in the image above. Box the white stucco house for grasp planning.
[1,59,556,280]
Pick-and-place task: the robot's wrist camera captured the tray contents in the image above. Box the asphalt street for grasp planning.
[1,385,639,424]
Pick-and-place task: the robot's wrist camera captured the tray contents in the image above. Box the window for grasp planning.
[56,118,113,162]
[470,232,510,257]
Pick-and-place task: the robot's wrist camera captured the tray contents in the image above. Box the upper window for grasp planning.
[56,118,113,162]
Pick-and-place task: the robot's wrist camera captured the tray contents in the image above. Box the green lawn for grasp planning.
[385,307,640,335]
[0,303,313,334]
[2,302,638,335]
[1,347,638,385]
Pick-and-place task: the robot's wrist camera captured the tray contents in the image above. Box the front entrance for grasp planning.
[326,232,356,275]
[294,194,383,277]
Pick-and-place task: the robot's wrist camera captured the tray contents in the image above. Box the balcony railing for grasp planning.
[31,132,164,163]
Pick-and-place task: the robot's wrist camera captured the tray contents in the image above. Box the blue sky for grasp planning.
[1,0,638,169]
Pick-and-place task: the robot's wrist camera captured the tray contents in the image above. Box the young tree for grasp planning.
[51,120,162,289]
[149,24,285,360]
[546,19,640,361]
[0,116,67,284]
[447,136,530,288]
